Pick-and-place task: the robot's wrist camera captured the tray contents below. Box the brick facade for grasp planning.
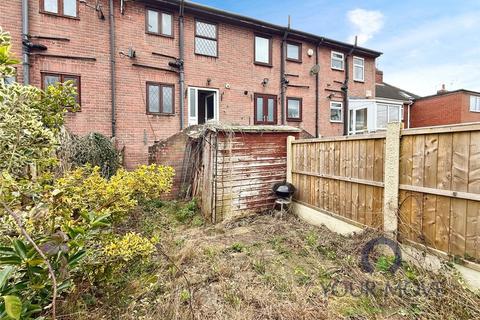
[410,91,480,128]
[1,0,379,168]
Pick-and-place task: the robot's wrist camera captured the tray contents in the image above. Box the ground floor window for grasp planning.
[146,82,174,115]
[41,72,80,108]
[254,93,277,124]
[349,107,368,134]
[287,97,302,121]
[330,101,343,122]
[376,103,401,129]
[188,87,219,125]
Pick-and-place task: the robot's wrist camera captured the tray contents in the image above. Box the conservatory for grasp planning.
[348,99,404,135]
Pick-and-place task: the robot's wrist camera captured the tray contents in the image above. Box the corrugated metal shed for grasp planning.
[194,125,300,223]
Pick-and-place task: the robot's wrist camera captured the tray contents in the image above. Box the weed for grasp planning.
[317,245,337,260]
[376,255,396,273]
[294,266,311,285]
[179,289,190,304]
[341,296,381,317]
[224,290,241,309]
[252,259,267,275]
[228,242,245,253]
[305,231,318,247]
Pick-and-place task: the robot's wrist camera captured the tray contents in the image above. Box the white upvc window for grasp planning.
[331,51,344,70]
[330,101,343,122]
[376,103,402,129]
[353,56,364,82]
[470,95,480,112]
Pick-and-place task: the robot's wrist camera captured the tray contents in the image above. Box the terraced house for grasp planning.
[1,0,381,167]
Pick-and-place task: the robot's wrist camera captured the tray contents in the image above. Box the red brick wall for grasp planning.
[410,92,480,128]
[1,0,377,168]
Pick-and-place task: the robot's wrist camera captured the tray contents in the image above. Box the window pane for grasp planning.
[64,76,79,103]
[256,97,264,122]
[377,104,387,128]
[354,57,364,66]
[255,36,270,64]
[287,43,299,60]
[267,98,274,122]
[44,0,58,13]
[148,85,160,113]
[196,21,216,38]
[331,109,342,122]
[332,59,343,70]
[147,10,159,33]
[471,96,480,112]
[63,0,77,17]
[162,13,172,36]
[195,37,217,56]
[189,88,196,117]
[354,65,364,81]
[44,75,60,88]
[287,99,300,118]
[162,86,173,113]
[5,75,16,85]
[355,109,368,131]
[388,105,400,123]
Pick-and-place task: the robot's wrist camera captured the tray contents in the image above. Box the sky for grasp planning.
[192,0,480,96]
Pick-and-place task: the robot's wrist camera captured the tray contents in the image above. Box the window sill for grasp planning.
[40,11,80,20]
[194,53,218,59]
[147,113,176,116]
[146,31,174,39]
[287,118,302,122]
[330,120,343,123]
[254,62,273,68]
[286,58,302,64]
[331,67,345,72]
[353,79,365,83]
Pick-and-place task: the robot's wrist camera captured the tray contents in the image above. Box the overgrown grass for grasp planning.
[59,202,480,320]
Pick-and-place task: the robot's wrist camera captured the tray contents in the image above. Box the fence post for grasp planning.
[286,135,295,183]
[383,123,401,237]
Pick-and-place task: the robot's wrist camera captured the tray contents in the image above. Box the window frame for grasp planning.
[470,95,480,112]
[194,19,218,58]
[330,101,343,123]
[146,82,175,115]
[254,93,277,125]
[145,7,174,38]
[40,0,79,19]
[254,34,273,67]
[286,41,302,63]
[286,97,302,121]
[331,51,345,71]
[41,72,81,109]
[353,56,365,82]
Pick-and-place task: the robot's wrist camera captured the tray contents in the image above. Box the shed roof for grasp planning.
[146,0,382,58]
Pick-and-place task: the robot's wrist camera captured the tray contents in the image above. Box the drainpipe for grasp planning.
[341,37,357,136]
[21,0,29,85]
[280,29,288,125]
[108,0,116,138]
[178,0,185,130]
[315,38,324,138]
[407,100,413,129]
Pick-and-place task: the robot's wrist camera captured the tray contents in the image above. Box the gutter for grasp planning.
[178,0,185,130]
[315,38,324,137]
[109,0,116,138]
[341,38,357,136]
[280,26,290,125]
[21,0,29,85]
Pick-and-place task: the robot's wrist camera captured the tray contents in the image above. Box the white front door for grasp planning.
[188,87,219,126]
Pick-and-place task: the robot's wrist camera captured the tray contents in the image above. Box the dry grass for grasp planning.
[60,202,480,320]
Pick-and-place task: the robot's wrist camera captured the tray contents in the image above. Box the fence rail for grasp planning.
[288,123,480,264]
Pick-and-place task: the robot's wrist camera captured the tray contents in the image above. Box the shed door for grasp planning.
[254,94,277,125]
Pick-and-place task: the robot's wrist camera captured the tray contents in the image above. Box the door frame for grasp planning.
[254,93,277,125]
[187,86,220,126]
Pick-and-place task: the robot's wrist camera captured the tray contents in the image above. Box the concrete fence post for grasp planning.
[286,135,295,183]
[383,122,401,237]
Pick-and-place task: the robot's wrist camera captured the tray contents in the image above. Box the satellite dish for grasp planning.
[310,64,320,75]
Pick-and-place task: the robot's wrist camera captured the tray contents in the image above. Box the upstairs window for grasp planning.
[353,56,365,82]
[42,72,81,107]
[147,83,174,115]
[254,35,272,66]
[41,0,78,18]
[146,9,173,37]
[287,97,302,121]
[195,20,218,57]
[286,42,301,62]
[470,95,480,112]
[331,51,344,70]
[330,101,343,122]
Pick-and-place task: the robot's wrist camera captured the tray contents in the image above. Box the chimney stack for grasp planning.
[375,69,383,84]
[437,84,448,95]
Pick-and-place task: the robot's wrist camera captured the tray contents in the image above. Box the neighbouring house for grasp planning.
[409,85,480,128]
[347,69,419,134]
[0,0,381,167]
